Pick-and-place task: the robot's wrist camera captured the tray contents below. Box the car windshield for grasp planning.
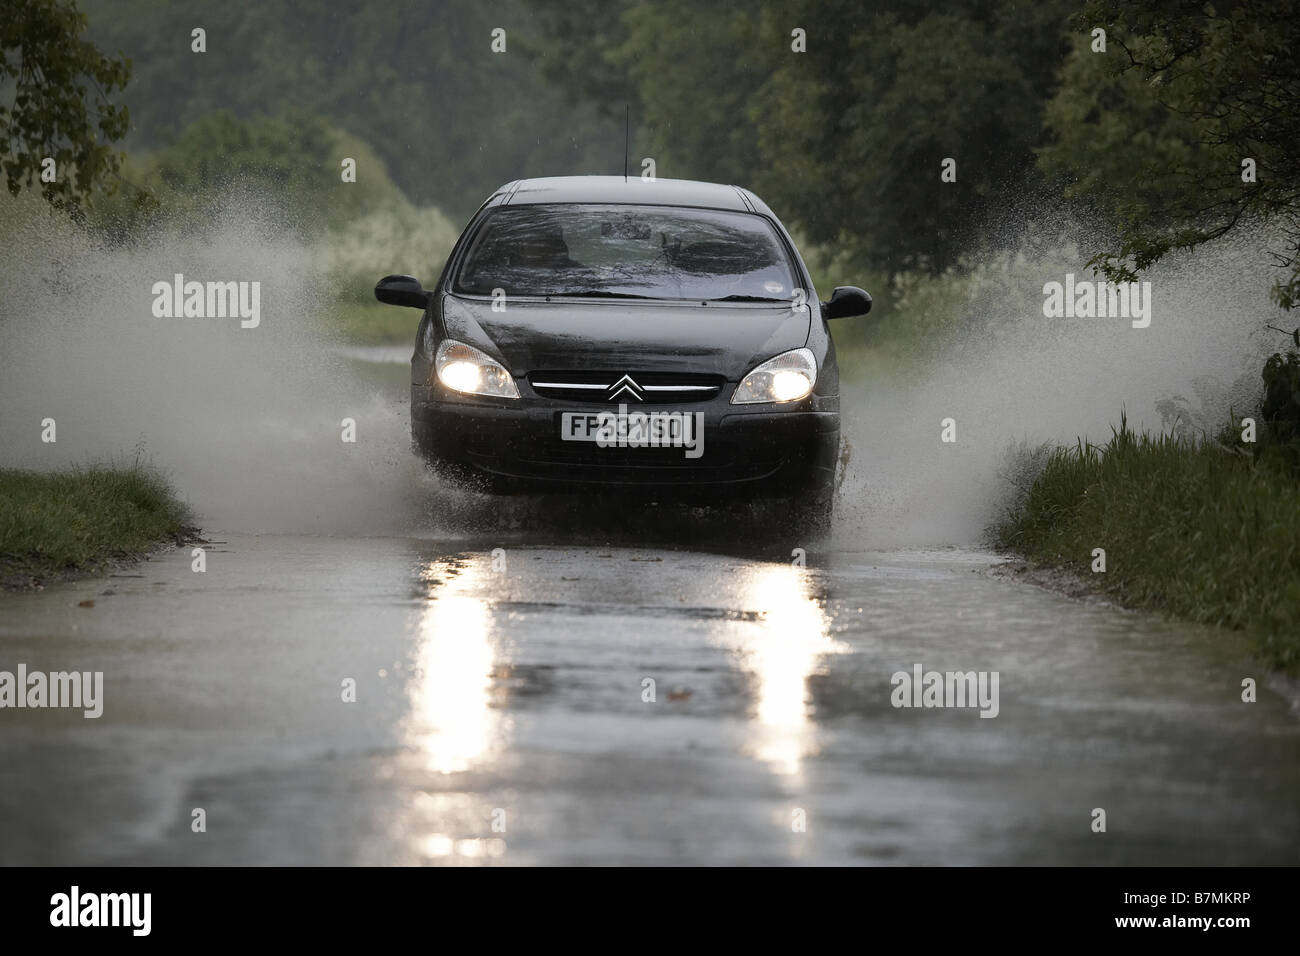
[452,203,798,301]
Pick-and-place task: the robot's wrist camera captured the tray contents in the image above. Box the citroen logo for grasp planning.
[607,374,644,402]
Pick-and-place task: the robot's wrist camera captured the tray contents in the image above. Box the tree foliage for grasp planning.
[77,0,622,220]
[1,0,131,212]
[1039,0,1300,308]
[103,110,406,233]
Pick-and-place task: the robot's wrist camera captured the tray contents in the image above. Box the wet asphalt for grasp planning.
[1,531,1296,865]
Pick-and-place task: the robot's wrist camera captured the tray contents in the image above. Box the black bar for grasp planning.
[1,866,1287,942]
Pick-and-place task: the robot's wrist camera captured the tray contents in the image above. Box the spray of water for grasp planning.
[0,195,1289,545]
[0,193,432,534]
[833,221,1287,548]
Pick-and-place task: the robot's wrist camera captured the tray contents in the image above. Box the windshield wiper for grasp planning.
[546,290,662,299]
[708,294,789,302]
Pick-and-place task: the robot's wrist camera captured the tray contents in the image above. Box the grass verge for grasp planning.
[0,462,195,588]
[993,422,1300,674]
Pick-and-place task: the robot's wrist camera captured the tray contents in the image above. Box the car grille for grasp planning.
[528,370,725,404]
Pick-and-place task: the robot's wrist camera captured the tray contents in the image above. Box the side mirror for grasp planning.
[822,285,872,319]
[375,274,429,309]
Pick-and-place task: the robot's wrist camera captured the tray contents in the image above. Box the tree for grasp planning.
[1040,0,1300,308]
[1,0,131,212]
[752,1,1073,273]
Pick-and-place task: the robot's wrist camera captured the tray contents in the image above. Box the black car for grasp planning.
[375,176,871,530]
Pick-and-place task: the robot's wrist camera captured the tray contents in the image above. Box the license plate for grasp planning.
[558,410,705,460]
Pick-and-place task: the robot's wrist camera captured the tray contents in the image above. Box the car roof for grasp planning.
[486,175,774,216]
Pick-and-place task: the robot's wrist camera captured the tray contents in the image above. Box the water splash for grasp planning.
[833,223,1287,548]
[0,194,431,534]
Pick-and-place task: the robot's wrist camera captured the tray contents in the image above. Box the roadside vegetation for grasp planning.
[0,462,193,587]
[995,351,1300,674]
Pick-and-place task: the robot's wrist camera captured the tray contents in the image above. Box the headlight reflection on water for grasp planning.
[408,559,504,775]
[720,563,843,777]
[399,552,839,864]
[400,557,513,863]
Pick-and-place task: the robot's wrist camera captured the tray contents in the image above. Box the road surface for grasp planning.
[2,530,1296,865]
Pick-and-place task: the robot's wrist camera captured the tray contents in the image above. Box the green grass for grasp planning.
[326,300,421,347]
[994,421,1300,673]
[0,463,193,586]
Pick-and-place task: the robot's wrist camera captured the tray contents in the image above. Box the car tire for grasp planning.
[787,479,835,539]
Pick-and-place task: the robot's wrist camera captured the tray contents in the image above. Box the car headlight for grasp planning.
[730,347,817,404]
[435,339,519,399]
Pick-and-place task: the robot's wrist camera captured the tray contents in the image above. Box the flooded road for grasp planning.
[2,533,1296,865]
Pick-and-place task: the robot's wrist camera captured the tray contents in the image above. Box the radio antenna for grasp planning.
[623,104,629,182]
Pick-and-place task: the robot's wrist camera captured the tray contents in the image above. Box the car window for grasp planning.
[453,204,798,301]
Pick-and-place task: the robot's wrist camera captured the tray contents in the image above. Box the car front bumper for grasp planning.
[411,387,839,498]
